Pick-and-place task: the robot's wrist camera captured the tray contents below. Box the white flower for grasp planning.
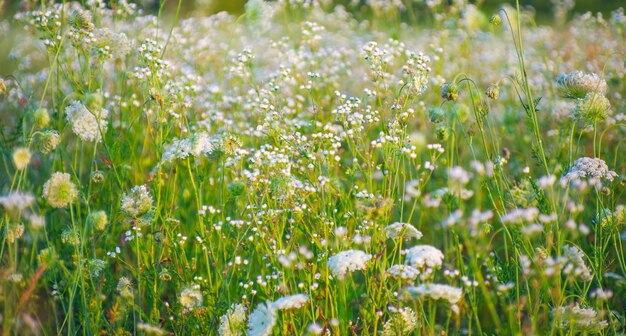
[500,208,539,224]
[12,147,31,170]
[161,132,221,165]
[386,264,420,280]
[561,245,593,282]
[272,294,309,310]
[248,300,277,336]
[556,71,607,99]
[561,157,617,183]
[381,307,418,336]
[327,249,372,280]
[553,304,608,332]
[137,323,165,335]
[406,283,463,306]
[179,285,203,310]
[384,222,422,240]
[0,192,35,214]
[120,185,153,218]
[219,303,247,336]
[65,100,108,142]
[404,245,444,269]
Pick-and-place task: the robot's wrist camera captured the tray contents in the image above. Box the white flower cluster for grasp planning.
[248,301,276,336]
[553,304,608,332]
[179,285,203,311]
[406,284,463,313]
[65,100,109,142]
[272,294,309,310]
[380,307,418,336]
[327,249,372,280]
[386,264,420,280]
[161,132,221,164]
[561,157,618,183]
[404,245,444,269]
[520,244,593,282]
[247,294,309,336]
[384,222,422,240]
[219,303,247,336]
[561,245,593,282]
[0,192,35,214]
[500,207,539,224]
[120,185,153,218]
[556,71,607,99]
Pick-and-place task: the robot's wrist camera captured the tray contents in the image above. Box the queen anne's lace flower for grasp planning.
[553,304,608,332]
[556,71,607,99]
[406,283,463,310]
[179,285,203,310]
[404,245,444,269]
[248,300,276,336]
[561,245,593,282]
[327,249,372,280]
[120,185,153,218]
[571,92,611,123]
[65,100,109,142]
[384,222,422,240]
[381,307,418,336]
[386,264,420,280]
[272,294,309,310]
[561,157,617,183]
[219,303,247,336]
[161,132,221,164]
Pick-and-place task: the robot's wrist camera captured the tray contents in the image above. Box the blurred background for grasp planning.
[157,0,626,20]
[1,0,624,20]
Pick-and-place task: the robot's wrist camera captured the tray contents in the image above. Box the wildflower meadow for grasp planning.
[0,0,625,335]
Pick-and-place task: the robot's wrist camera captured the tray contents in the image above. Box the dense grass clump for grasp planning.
[0,1,625,335]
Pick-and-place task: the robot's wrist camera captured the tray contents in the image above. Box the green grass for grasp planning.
[0,1,625,335]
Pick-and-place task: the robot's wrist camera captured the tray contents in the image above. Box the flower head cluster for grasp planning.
[43,172,78,208]
[404,245,444,269]
[0,192,35,215]
[406,284,463,312]
[571,92,611,123]
[248,300,276,336]
[386,264,420,280]
[556,71,607,99]
[12,147,32,170]
[161,132,222,165]
[272,294,309,310]
[120,185,153,218]
[65,100,109,142]
[219,303,247,336]
[381,307,418,336]
[561,245,593,281]
[327,249,372,280]
[179,285,203,311]
[384,222,422,240]
[553,304,608,332]
[561,157,617,184]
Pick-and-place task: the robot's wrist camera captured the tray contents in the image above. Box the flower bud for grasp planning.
[33,108,51,128]
[91,170,105,184]
[69,9,94,32]
[489,14,502,26]
[38,130,60,154]
[441,82,458,101]
[485,84,500,100]
[12,147,32,170]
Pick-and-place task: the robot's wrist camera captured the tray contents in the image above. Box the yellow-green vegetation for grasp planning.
[0,0,625,335]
